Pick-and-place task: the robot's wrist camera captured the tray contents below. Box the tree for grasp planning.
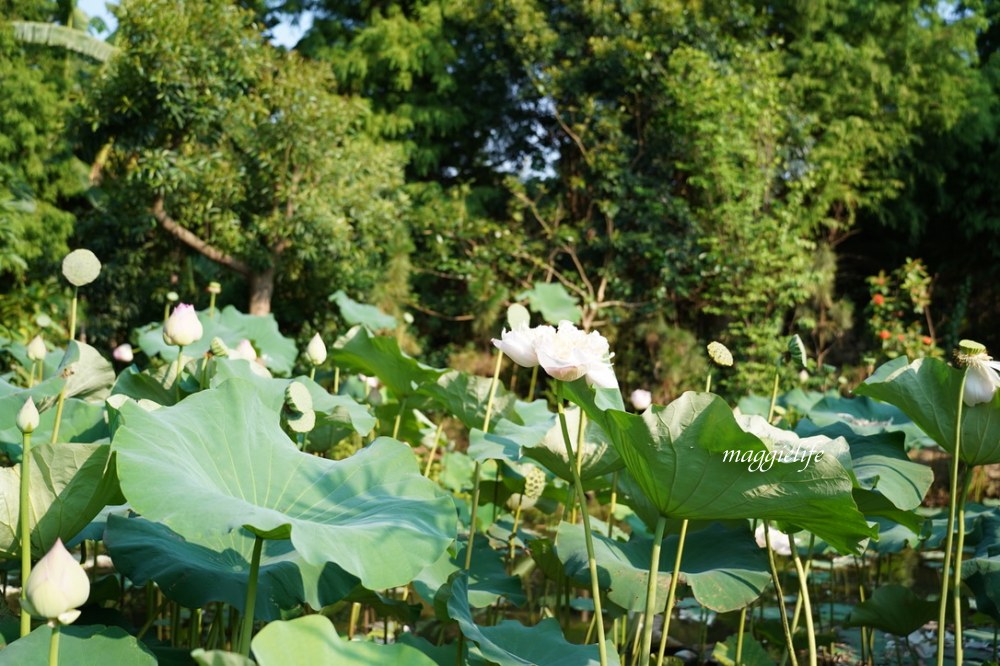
[82,0,409,317]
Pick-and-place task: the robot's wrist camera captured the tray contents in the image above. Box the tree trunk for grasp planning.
[248,268,274,315]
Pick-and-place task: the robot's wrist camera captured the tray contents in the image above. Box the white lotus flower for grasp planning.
[630,389,652,411]
[16,397,39,434]
[492,324,554,367]
[754,524,792,556]
[22,539,90,625]
[956,340,1000,407]
[163,304,203,347]
[306,333,327,365]
[535,321,618,389]
[230,339,257,362]
[27,335,47,362]
[112,343,133,363]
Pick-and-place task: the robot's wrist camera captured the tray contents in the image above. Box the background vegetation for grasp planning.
[3,0,998,397]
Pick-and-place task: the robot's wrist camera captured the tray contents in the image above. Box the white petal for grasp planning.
[587,362,619,389]
[964,364,1000,406]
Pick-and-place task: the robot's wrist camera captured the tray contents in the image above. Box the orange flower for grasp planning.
[878,330,891,340]
[872,294,885,306]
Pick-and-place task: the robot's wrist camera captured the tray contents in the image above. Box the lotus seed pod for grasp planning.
[207,281,222,295]
[61,249,101,287]
[16,397,39,434]
[26,335,46,362]
[163,304,203,347]
[522,465,547,499]
[285,381,313,413]
[166,291,179,303]
[306,333,327,366]
[706,341,733,367]
[22,538,90,624]
[210,337,230,357]
[959,339,987,358]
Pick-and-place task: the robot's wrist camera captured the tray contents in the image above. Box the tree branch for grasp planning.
[152,197,251,276]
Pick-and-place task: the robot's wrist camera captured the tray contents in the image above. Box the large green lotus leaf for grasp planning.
[57,340,115,402]
[0,624,156,665]
[962,555,1000,623]
[105,515,359,621]
[0,442,122,558]
[330,326,445,399]
[556,522,769,613]
[444,571,618,665]
[796,422,932,511]
[0,381,107,455]
[412,539,525,609]
[805,394,930,449]
[136,306,297,375]
[515,282,582,325]
[111,366,177,406]
[711,634,775,666]
[329,289,398,330]
[522,405,623,481]
[251,615,436,666]
[564,381,875,554]
[111,380,454,590]
[419,370,520,431]
[844,584,937,635]
[855,356,1000,465]
[209,361,375,441]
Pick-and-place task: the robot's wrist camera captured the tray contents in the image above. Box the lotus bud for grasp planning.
[112,343,134,363]
[16,397,39,434]
[306,333,327,366]
[629,389,652,411]
[22,538,90,625]
[163,304,203,347]
[26,336,46,362]
[232,339,257,361]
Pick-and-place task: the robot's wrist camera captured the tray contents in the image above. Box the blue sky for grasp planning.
[76,0,311,47]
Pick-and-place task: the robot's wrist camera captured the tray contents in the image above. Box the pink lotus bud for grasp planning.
[163,304,204,347]
[112,343,134,363]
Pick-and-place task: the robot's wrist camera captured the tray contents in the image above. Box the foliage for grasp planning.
[866,258,942,361]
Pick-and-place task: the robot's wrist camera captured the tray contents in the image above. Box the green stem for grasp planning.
[767,369,781,423]
[937,368,966,666]
[392,397,408,440]
[640,516,667,663]
[309,366,316,382]
[174,346,185,401]
[463,351,504,572]
[764,522,798,666]
[68,287,78,342]
[705,370,712,393]
[20,431,32,637]
[333,367,340,394]
[607,472,618,538]
[209,293,217,319]
[735,607,747,666]
[556,386,608,666]
[239,535,264,657]
[48,622,60,666]
[50,387,67,445]
[789,538,816,666]
[655,518,689,666]
[423,421,445,478]
[526,365,539,402]
[953,466,973,666]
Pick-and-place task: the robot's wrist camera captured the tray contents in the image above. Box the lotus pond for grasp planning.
[3,255,1000,665]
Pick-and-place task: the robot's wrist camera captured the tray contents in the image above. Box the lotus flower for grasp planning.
[26,336,46,362]
[630,389,652,411]
[22,539,90,625]
[492,324,553,368]
[112,343,134,363]
[306,333,327,365]
[535,321,617,388]
[163,304,204,347]
[956,339,1000,407]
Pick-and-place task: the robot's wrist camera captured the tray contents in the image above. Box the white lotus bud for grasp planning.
[630,389,652,411]
[230,339,257,361]
[112,343,134,363]
[16,397,39,434]
[306,333,327,366]
[27,336,46,362]
[163,304,204,347]
[22,539,90,624]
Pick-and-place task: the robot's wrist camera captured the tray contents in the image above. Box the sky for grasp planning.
[76,0,312,48]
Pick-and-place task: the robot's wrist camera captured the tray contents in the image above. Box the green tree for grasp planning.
[82,0,410,320]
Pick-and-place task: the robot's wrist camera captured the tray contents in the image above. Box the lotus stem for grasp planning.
[705,370,712,393]
[508,495,524,566]
[764,521,798,666]
[735,607,747,665]
[527,365,539,402]
[655,518,689,666]
[789,538,817,666]
[557,386,608,666]
[50,388,67,444]
[209,292,217,318]
[463,351,504,571]
[937,368,966,666]
[309,366,316,382]
[607,471,618,538]
[423,421,445,478]
[19,430,32,637]
[174,345,185,400]
[782,535,816,666]
[333,367,340,394]
[68,286,78,342]
[767,370,781,423]
[953,466,973,666]
[348,601,361,639]
[392,397,408,440]
[640,516,667,663]
[238,535,264,657]
[48,622,60,666]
